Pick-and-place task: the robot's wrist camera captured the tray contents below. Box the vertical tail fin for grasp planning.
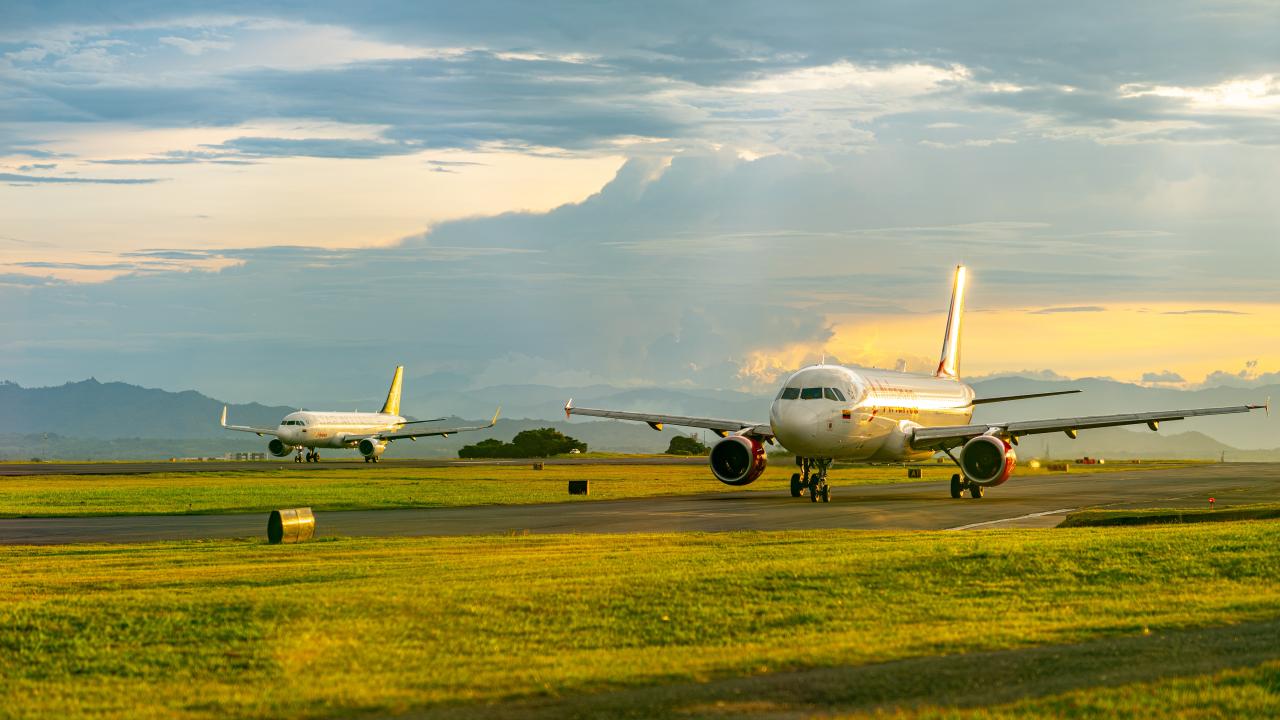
[380,366,404,415]
[935,265,966,379]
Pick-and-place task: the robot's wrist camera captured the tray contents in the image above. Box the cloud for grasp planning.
[1162,308,1249,315]
[90,151,257,165]
[1197,360,1280,389]
[1142,370,1185,384]
[0,172,162,185]
[16,163,56,171]
[202,136,420,159]
[158,35,232,56]
[1030,305,1106,314]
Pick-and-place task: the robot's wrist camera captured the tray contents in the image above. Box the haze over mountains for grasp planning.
[0,375,1275,460]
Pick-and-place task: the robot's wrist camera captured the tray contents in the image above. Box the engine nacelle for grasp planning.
[267,438,296,457]
[959,435,1017,487]
[709,435,767,486]
[358,438,387,459]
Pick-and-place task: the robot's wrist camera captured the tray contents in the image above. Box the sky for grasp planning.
[2,1,1279,405]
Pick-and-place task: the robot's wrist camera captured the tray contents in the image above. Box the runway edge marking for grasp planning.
[947,508,1078,531]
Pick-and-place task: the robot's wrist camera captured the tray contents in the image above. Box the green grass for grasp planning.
[1061,502,1280,528]
[2,522,1278,718]
[0,460,1195,518]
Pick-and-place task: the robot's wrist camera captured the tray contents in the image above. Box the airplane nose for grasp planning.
[770,401,812,448]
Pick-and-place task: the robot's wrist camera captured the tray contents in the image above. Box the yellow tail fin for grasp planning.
[380,366,404,415]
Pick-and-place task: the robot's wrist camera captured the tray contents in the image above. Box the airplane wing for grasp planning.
[370,408,501,441]
[219,406,280,437]
[910,402,1268,451]
[564,399,773,439]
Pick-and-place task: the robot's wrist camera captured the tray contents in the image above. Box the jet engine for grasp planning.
[267,438,296,457]
[358,438,387,459]
[709,435,767,486]
[959,435,1017,487]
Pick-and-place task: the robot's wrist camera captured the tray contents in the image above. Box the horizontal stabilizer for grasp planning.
[971,389,1081,405]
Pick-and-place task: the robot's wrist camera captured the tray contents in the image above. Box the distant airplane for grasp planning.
[567,266,1268,501]
[221,366,499,463]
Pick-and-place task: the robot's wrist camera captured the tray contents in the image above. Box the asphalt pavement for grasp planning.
[2,462,1276,544]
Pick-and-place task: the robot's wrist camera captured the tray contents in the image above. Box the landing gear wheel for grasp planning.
[950,474,963,499]
[820,485,831,503]
[810,484,819,502]
[790,473,803,498]
[363,457,370,463]
[969,483,984,499]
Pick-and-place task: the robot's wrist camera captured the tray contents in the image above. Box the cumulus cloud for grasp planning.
[1141,370,1185,384]
[1198,360,1280,389]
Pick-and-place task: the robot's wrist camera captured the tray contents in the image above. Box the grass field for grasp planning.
[3,522,1277,719]
[0,460,1196,518]
[1061,502,1280,527]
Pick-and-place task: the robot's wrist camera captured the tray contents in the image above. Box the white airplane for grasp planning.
[567,266,1268,501]
[220,366,499,463]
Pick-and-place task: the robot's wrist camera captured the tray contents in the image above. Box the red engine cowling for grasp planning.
[959,435,1017,487]
[709,435,767,486]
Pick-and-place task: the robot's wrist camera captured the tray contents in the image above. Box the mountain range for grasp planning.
[0,375,1275,460]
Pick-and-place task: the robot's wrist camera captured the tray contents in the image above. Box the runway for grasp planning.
[0,456,703,477]
[2,463,1277,544]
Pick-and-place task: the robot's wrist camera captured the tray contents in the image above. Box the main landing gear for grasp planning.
[948,473,983,499]
[363,456,380,463]
[791,457,832,503]
[942,448,982,498]
[298,450,320,463]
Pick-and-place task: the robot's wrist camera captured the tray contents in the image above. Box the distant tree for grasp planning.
[459,428,587,458]
[665,435,709,455]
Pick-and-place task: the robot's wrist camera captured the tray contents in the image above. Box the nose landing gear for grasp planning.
[793,457,832,502]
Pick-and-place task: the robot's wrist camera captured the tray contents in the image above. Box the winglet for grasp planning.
[220,405,228,427]
[490,406,502,427]
[565,398,573,419]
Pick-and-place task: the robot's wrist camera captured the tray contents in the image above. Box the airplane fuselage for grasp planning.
[275,411,408,450]
[768,364,974,461]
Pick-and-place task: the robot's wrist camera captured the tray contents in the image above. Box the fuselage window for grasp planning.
[780,387,801,400]
[824,387,846,402]
[800,387,823,400]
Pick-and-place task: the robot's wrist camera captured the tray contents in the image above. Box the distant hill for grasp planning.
[0,374,1275,460]
[0,379,295,439]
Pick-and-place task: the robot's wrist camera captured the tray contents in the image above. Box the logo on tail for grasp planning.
[380,366,404,415]
[935,265,966,379]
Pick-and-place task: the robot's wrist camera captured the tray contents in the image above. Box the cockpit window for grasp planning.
[800,387,824,400]
[780,387,800,400]
[824,387,846,402]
